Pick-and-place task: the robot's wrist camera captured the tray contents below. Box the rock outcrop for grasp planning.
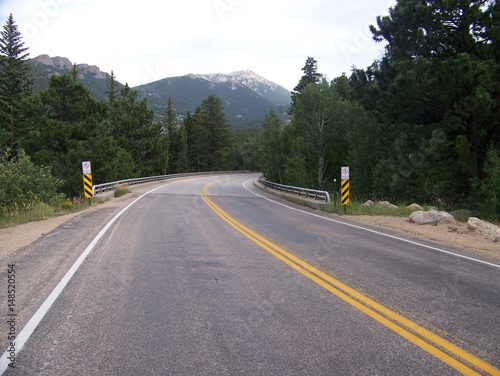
[467,217,500,239]
[33,55,108,80]
[377,201,398,210]
[409,211,457,225]
[407,203,423,212]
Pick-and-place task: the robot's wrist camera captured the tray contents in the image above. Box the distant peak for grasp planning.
[31,55,109,80]
[33,54,52,65]
[33,54,72,70]
[228,69,255,75]
[195,70,281,87]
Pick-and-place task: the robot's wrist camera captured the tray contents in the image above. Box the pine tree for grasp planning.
[70,63,78,81]
[176,121,189,172]
[0,14,33,150]
[188,108,210,171]
[108,85,168,176]
[164,95,178,173]
[200,94,232,170]
[260,108,284,184]
[366,0,499,202]
[24,74,106,196]
[290,57,322,109]
[106,70,118,103]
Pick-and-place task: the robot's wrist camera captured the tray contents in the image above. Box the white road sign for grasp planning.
[341,166,350,180]
[82,161,91,174]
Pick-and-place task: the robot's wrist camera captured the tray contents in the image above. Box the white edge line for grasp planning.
[0,183,169,374]
[243,178,500,270]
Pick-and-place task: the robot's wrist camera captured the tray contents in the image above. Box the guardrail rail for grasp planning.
[258,177,331,202]
[93,171,251,196]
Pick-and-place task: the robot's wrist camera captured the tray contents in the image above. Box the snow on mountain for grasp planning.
[29,55,292,122]
[189,70,291,106]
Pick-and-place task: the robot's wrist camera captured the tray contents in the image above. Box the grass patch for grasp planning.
[323,200,413,217]
[114,184,131,198]
[0,202,55,228]
[0,196,109,228]
[449,209,475,222]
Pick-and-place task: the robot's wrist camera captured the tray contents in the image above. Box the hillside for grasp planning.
[192,70,291,107]
[134,74,290,126]
[29,55,123,101]
[28,55,291,126]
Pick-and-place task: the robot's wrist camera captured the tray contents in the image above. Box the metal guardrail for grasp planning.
[92,171,251,196]
[258,177,331,202]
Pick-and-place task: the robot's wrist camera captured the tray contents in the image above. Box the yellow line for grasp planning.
[201,183,500,376]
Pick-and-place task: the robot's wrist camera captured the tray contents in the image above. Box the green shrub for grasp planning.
[478,147,500,222]
[0,149,64,209]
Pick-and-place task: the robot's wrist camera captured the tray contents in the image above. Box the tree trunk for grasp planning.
[467,114,479,198]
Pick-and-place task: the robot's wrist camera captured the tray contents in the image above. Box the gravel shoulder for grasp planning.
[344,214,499,261]
[0,181,162,259]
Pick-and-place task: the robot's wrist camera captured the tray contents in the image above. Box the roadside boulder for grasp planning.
[467,217,500,239]
[363,200,374,206]
[407,203,423,212]
[377,201,398,210]
[409,211,457,225]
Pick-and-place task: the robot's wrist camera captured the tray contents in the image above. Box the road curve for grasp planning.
[1,173,499,375]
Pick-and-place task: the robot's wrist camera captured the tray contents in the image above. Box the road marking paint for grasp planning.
[0,182,179,375]
[202,182,500,375]
[243,179,500,270]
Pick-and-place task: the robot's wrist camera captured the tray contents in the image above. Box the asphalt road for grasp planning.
[1,173,499,375]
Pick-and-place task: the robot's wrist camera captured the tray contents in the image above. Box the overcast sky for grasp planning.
[1,0,395,90]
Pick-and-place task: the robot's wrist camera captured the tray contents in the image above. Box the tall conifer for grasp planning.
[0,14,32,150]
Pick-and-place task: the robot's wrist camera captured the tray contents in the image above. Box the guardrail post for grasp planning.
[258,176,330,203]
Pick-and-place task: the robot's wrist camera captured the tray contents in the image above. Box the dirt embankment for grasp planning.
[344,215,499,260]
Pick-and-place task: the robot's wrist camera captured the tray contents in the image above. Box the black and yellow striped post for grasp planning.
[340,166,350,213]
[341,179,350,212]
[83,173,93,198]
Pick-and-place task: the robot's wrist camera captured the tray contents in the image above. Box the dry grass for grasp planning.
[0,196,108,228]
[324,200,413,217]
[114,184,131,198]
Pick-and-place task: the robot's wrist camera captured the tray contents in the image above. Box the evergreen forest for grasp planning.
[260,0,499,220]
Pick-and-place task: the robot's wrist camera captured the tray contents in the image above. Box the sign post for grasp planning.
[81,161,93,199]
[333,179,337,209]
[340,166,350,213]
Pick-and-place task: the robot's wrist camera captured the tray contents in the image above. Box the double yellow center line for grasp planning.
[201,183,499,375]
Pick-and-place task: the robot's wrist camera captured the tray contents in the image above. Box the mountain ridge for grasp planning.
[30,54,121,101]
[188,70,291,107]
[28,55,292,126]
